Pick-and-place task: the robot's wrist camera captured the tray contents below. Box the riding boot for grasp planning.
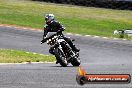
[68,41,80,52]
[63,36,80,52]
[72,45,80,52]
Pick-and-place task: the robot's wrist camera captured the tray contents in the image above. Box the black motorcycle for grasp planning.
[41,32,81,67]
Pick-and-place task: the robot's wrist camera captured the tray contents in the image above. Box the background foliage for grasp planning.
[32,0,132,10]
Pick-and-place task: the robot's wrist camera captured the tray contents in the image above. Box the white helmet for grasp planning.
[45,14,55,22]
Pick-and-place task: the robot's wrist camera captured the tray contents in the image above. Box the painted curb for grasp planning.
[0,24,132,42]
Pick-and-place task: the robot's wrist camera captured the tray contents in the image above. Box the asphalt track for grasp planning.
[0,26,132,88]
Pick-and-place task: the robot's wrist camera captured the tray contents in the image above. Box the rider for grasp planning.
[41,14,80,54]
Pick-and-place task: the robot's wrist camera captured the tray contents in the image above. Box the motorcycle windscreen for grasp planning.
[45,32,57,39]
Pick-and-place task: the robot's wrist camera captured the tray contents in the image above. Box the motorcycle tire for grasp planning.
[71,57,81,66]
[54,48,68,67]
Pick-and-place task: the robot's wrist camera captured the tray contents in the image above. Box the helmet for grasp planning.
[45,14,55,23]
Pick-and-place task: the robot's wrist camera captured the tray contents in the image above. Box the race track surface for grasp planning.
[0,26,132,88]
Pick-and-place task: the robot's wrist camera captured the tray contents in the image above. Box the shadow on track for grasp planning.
[50,65,79,68]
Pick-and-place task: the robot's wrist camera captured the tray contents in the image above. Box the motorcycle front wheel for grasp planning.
[54,48,68,67]
[71,57,81,66]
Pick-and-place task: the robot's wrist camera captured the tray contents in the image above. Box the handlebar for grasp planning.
[41,39,47,44]
[41,30,63,44]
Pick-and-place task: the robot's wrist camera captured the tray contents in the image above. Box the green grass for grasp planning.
[0,0,132,37]
[0,49,55,63]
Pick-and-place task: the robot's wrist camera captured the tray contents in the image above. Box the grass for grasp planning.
[0,0,132,37]
[0,49,55,63]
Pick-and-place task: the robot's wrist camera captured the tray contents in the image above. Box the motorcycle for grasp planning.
[41,31,81,67]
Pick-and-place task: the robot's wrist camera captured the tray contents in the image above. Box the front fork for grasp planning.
[64,43,77,60]
[56,42,79,62]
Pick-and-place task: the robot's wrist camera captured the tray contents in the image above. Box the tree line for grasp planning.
[32,0,132,10]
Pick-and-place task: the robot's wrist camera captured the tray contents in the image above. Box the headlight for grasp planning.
[48,39,52,42]
[47,39,53,45]
[47,36,57,45]
[52,37,54,40]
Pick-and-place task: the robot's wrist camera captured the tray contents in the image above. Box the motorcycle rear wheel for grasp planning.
[71,57,81,66]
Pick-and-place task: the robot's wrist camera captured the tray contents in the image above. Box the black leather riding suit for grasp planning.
[43,21,79,54]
